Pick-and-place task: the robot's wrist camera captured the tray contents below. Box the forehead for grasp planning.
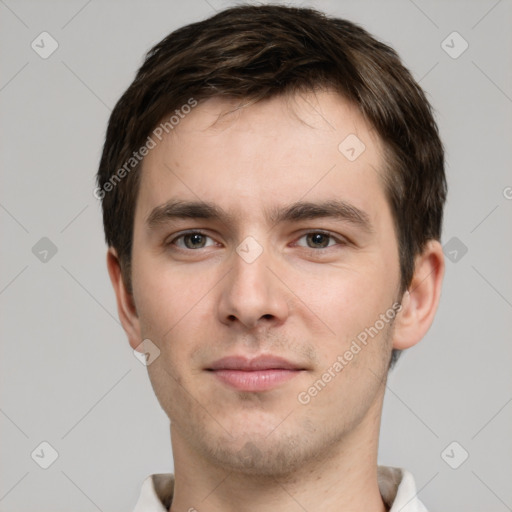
[135,90,389,227]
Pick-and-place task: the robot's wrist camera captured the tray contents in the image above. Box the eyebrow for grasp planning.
[146,200,230,229]
[146,199,373,233]
[268,200,373,233]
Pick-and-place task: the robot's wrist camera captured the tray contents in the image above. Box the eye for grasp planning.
[295,231,343,249]
[170,231,216,250]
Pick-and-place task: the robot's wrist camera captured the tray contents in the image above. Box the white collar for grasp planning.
[133,466,428,512]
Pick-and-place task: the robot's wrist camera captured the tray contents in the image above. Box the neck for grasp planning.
[169,392,387,512]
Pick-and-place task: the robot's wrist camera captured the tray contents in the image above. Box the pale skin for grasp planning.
[107,90,444,512]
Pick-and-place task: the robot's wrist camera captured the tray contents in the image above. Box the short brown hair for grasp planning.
[97,5,446,368]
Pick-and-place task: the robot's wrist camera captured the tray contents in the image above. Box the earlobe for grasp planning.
[106,248,141,350]
[392,240,445,350]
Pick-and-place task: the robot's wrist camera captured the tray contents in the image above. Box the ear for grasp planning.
[106,247,141,350]
[393,240,445,350]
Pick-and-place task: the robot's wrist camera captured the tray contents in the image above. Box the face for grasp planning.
[129,91,403,475]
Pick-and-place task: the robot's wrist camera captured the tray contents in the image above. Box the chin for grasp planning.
[195,421,329,478]
[207,437,305,477]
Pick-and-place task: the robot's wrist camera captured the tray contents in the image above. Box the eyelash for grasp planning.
[293,230,346,250]
[169,230,217,250]
[167,230,347,251]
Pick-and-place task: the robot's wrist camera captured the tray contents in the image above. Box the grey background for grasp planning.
[1,0,511,510]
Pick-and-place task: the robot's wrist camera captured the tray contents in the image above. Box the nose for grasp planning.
[216,240,290,331]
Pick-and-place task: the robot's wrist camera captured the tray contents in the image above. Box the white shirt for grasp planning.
[133,465,428,511]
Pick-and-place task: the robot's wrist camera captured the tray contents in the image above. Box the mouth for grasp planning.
[206,355,306,392]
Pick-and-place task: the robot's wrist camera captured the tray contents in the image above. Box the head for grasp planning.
[98,5,445,476]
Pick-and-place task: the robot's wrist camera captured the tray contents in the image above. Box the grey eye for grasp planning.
[183,233,207,249]
[305,233,332,248]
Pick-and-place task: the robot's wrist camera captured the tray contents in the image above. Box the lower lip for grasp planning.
[210,369,301,391]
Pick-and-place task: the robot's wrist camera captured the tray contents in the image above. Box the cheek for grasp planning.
[131,252,218,356]
[293,261,394,346]
[131,250,185,338]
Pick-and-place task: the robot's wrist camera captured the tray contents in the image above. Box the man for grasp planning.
[96,5,445,511]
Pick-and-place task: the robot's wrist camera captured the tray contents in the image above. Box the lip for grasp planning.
[208,355,303,371]
[207,355,305,392]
